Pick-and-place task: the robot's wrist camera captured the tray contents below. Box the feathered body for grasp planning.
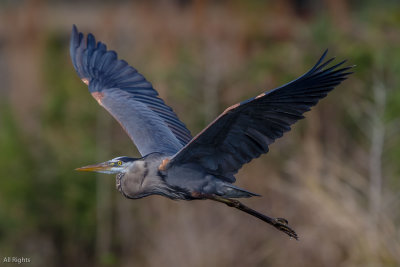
[115,153,257,200]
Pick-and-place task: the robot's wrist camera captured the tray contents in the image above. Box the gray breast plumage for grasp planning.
[116,153,189,200]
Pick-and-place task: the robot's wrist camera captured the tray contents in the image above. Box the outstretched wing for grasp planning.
[70,25,192,156]
[168,50,353,182]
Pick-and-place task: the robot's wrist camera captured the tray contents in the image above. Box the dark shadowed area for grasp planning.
[0,0,399,266]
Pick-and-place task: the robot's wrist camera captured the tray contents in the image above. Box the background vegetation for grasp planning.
[0,0,399,266]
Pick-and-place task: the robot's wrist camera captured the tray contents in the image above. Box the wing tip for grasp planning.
[70,24,80,49]
[308,49,331,74]
[321,48,328,59]
[312,49,355,78]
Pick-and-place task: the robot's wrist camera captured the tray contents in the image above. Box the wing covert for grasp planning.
[70,25,192,156]
[168,50,353,182]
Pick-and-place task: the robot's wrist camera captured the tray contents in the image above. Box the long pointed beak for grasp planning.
[75,162,112,172]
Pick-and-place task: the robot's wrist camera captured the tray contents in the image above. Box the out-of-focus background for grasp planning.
[0,0,399,266]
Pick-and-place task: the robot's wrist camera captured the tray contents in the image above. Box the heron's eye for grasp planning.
[118,161,122,166]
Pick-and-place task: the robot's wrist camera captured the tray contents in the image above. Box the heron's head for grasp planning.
[75,156,137,174]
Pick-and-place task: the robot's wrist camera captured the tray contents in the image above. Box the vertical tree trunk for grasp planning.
[116,196,135,267]
[369,77,386,224]
[96,112,113,266]
[203,40,221,121]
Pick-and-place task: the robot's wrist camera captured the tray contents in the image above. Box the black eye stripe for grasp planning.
[113,156,137,162]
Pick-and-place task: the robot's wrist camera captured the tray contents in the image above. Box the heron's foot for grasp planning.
[273,217,298,240]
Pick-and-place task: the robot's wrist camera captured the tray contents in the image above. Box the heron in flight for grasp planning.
[71,25,353,239]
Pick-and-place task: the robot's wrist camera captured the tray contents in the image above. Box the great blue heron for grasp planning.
[71,25,353,239]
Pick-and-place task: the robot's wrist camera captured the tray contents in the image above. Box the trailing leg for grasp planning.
[210,195,298,240]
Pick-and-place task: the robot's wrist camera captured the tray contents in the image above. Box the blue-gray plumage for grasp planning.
[71,25,353,240]
[70,26,191,155]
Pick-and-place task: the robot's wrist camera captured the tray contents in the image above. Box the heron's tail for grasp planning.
[221,184,260,198]
[210,195,298,240]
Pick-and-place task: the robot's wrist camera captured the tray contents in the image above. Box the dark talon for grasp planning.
[275,217,288,225]
[273,218,298,240]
